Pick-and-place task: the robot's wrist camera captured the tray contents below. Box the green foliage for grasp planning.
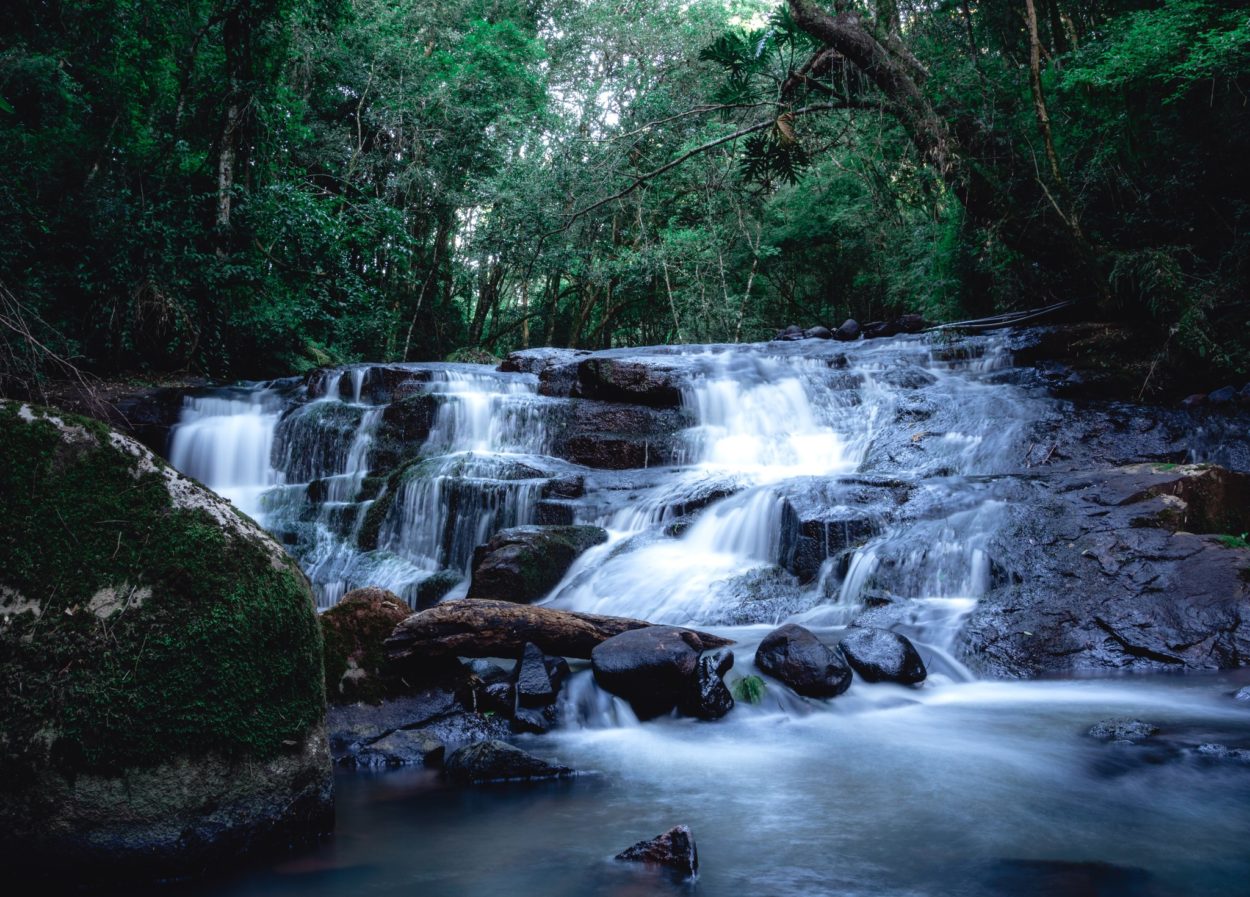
[1215,533,1249,550]
[732,674,767,704]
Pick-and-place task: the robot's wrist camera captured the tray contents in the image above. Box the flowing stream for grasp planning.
[164,335,1250,897]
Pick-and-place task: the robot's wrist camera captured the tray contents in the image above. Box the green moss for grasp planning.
[731,675,767,705]
[319,588,410,704]
[0,402,325,777]
[1215,533,1249,549]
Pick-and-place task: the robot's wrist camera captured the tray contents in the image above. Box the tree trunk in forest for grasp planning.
[215,9,245,254]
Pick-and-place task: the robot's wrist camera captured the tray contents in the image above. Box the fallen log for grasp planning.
[385,599,733,665]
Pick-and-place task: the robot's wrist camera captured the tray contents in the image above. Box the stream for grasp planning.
[163,333,1250,896]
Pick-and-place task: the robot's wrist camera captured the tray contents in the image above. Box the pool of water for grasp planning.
[170,672,1250,897]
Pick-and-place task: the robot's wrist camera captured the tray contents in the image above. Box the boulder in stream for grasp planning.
[679,648,736,720]
[1087,718,1159,743]
[615,825,699,878]
[443,740,574,784]
[591,626,702,719]
[754,623,853,698]
[834,318,861,341]
[467,525,608,603]
[0,401,332,886]
[838,626,927,685]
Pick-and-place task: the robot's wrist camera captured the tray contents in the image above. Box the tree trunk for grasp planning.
[215,9,245,253]
[384,599,733,664]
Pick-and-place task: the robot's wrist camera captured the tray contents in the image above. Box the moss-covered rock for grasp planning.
[467,525,608,603]
[320,587,412,704]
[0,401,332,885]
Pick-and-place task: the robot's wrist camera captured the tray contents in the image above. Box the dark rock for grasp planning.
[544,654,571,690]
[370,392,439,469]
[773,324,805,341]
[326,678,472,761]
[754,624,852,698]
[1181,392,1208,407]
[591,626,702,719]
[959,465,1250,677]
[514,642,556,708]
[543,475,586,499]
[442,740,573,785]
[482,682,515,716]
[353,730,445,768]
[834,319,861,341]
[576,356,688,407]
[803,325,833,340]
[534,499,576,525]
[499,347,590,376]
[320,587,412,703]
[1208,385,1238,405]
[1088,718,1159,742]
[679,649,735,720]
[862,320,900,339]
[1239,383,1250,404]
[875,367,938,390]
[0,402,332,886]
[511,704,559,735]
[550,402,689,469]
[468,525,608,603]
[615,825,698,878]
[838,626,927,685]
[415,570,461,610]
[897,313,929,333]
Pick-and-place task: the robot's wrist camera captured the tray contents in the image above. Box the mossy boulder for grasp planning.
[320,587,412,704]
[467,525,608,603]
[0,401,332,885]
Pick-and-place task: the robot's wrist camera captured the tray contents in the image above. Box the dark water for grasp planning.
[173,672,1250,897]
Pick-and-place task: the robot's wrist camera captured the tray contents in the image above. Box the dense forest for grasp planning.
[1,0,1247,381]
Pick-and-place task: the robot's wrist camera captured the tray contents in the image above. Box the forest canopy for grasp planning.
[1,0,1247,381]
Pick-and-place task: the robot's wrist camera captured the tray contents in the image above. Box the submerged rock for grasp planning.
[754,624,852,698]
[354,730,446,768]
[838,626,927,685]
[443,740,573,784]
[615,825,699,878]
[320,586,412,703]
[0,401,332,886]
[592,626,702,719]
[467,525,608,603]
[1088,718,1159,742]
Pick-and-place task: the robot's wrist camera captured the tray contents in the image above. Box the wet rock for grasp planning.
[960,465,1250,677]
[679,649,735,720]
[1195,743,1250,762]
[414,570,461,610]
[1235,686,1250,703]
[550,402,689,469]
[875,367,938,390]
[481,681,515,716]
[576,356,688,407]
[615,825,699,878]
[320,587,413,703]
[499,347,590,376]
[773,324,805,341]
[370,392,440,469]
[838,626,927,685]
[443,740,573,785]
[514,642,556,708]
[511,704,559,735]
[326,677,472,761]
[834,318,861,341]
[591,626,702,719]
[386,599,731,664]
[1207,385,1238,405]
[1088,718,1159,742]
[0,402,332,885]
[804,325,833,340]
[754,624,852,698]
[353,730,445,768]
[467,525,608,603]
[1181,392,1208,407]
[862,320,900,339]
[776,479,894,583]
[897,313,929,333]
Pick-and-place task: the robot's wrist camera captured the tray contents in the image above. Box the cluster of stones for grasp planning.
[773,314,929,343]
[1181,382,1250,407]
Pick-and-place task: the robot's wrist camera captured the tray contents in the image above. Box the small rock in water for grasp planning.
[773,324,805,341]
[838,626,927,685]
[1087,718,1159,742]
[353,730,445,768]
[862,320,900,339]
[1234,686,1250,703]
[443,740,573,784]
[514,642,556,708]
[754,623,852,698]
[1207,385,1237,405]
[803,325,832,340]
[679,649,735,720]
[615,825,699,878]
[1195,743,1250,762]
[833,318,860,341]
